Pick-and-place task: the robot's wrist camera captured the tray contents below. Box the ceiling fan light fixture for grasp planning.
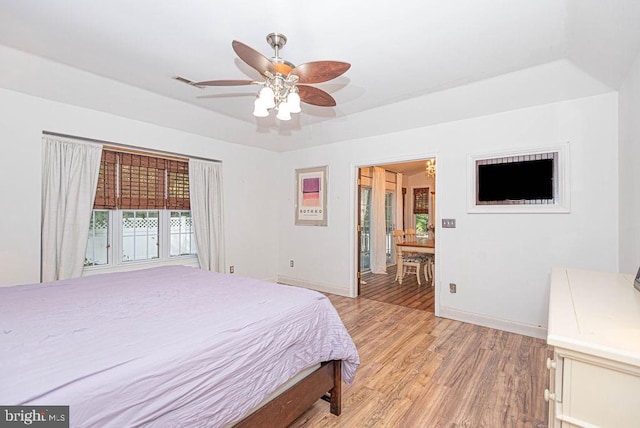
[258,86,276,109]
[276,102,291,121]
[253,98,269,117]
[425,159,436,177]
[192,33,350,122]
[287,92,301,113]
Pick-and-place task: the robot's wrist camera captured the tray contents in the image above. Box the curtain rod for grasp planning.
[42,131,221,163]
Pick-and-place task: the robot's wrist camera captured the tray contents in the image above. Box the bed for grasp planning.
[0,265,359,427]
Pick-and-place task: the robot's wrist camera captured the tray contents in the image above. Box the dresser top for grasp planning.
[547,267,640,367]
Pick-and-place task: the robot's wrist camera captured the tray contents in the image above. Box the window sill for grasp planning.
[82,255,200,277]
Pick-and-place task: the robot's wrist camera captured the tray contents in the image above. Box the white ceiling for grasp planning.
[378,160,430,177]
[1,0,639,152]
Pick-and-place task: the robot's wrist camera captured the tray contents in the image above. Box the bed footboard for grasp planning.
[234,360,342,427]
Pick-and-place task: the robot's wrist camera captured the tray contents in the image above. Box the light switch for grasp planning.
[442,218,456,228]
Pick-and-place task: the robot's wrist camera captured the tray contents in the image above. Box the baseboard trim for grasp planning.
[276,275,350,297]
[439,306,547,339]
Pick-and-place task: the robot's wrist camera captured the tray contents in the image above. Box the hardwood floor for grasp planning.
[292,294,552,427]
[360,264,434,312]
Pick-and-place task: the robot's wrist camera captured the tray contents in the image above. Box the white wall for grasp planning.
[0,87,281,287]
[277,92,619,338]
[619,52,640,274]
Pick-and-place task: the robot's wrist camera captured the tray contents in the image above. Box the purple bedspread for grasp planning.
[0,266,359,427]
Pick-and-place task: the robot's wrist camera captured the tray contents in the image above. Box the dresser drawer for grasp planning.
[561,357,640,427]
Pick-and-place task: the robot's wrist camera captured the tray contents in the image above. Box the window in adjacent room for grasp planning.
[359,167,397,271]
[84,148,196,269]
[413,187,430,236]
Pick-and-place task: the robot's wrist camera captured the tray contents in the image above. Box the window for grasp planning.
[85,149,196,269]
[384,191,395,264]
[85,210,109,266]
[170,210,195,256]
[413,187,429,214]
[415,214,429,236]
[413,187,430,236]
[122,210,159,262]
[358,167,397,271]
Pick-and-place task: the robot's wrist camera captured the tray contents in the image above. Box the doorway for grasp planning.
[356,158,436,312]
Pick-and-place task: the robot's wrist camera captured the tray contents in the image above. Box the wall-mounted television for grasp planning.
[477,158,554,202]
[467,144,570,214]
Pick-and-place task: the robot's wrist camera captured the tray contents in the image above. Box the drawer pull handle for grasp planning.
[544,389,556,402]
[546,357,556,370]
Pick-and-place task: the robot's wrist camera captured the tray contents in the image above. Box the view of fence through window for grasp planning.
[85,210,196,266]
[122,210,159,262]
[86,210,109,266]
[170,211,196,256]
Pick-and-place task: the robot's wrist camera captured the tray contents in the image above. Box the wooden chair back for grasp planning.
[392,229,405,245]
[404,229,417,242]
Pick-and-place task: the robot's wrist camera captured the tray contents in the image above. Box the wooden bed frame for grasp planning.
[235,360,342,427]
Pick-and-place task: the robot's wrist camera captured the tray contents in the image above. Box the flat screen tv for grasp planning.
[477,158,554,203]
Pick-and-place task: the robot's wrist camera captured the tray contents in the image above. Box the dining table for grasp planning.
[396,237,435,285]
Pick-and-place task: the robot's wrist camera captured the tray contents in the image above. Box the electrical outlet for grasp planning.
[290,260,294,268]
[449,283,457,293]
[229,266,234,274]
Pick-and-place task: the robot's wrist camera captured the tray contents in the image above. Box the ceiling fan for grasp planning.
[191,33,350,121]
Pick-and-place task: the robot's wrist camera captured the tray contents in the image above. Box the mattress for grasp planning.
[0,266,359,427]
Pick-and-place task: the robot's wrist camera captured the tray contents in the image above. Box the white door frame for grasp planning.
[349,153,440,317]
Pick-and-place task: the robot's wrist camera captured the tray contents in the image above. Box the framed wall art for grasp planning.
[295,166,328,226]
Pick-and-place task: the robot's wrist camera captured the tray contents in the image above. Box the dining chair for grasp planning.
[404,228,417,242]
[423,254,435,286]
[405,228,432,277]
[393,229,423,285]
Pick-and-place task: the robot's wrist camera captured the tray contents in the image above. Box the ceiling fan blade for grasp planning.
[194,79,257,86]
[297,85,336,107]
[232,40,275,76]
[290,61,351,84]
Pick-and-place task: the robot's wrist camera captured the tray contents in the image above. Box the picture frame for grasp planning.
[295,166,328,226]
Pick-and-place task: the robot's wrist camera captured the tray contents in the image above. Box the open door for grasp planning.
[356,167,362,295]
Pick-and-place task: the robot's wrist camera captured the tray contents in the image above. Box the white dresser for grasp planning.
[546,267,640,427]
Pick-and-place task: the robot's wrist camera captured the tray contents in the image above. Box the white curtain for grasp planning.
[41,137,102,282]
[370,166,387,274]
[395,172,403,230]
[189,159,225,272]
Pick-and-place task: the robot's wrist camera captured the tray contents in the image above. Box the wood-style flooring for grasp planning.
[292,293,552,427]
[360,264,434,312]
